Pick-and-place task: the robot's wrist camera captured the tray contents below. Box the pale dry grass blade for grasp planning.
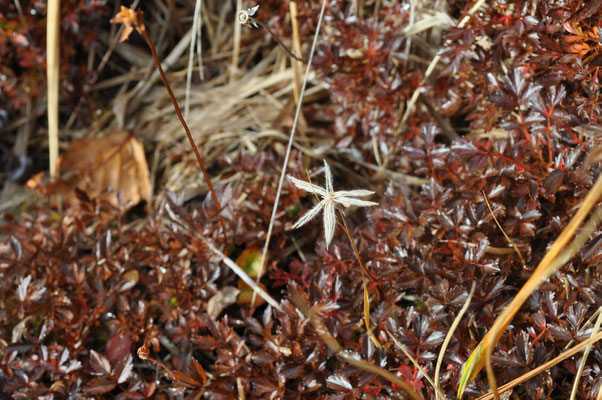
[195,0,204,81]
[47,0,60,177]
[214,2,233,56]
[403,0,415,59]
[185,0,203,119]
[475,332,602,400]
[570,306,602,400]
[289,2,303,105]
[564,307,602,351]
[434,281,475,400]
[230,0,242,82]
[165,205,281,311]
[402,11,454,37]
[387,330,447,400]
[237,377,245,400]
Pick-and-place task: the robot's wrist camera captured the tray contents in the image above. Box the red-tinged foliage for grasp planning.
[1,0,602,399]
[0,1,110,114]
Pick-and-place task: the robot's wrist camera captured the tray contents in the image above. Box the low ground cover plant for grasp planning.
[0,0,601,399]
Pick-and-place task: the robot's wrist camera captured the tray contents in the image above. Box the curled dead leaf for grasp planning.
[26,131,151,210]
[207,286,240,317]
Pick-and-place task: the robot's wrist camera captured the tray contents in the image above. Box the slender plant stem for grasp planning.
[47,0,60,178]
[483,191,525,265]
[250,17,306,62]
[165,208,281,310]
[570,307,602,400]
[387,330,447,400]
[256,0,328,300]
[339,213,381,348]
[435,281,475,400]
[185,0,203,119]
[140,29,226,239]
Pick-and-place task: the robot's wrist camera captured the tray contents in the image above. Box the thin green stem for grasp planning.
[339,212,381,348]
[483,191,525,265]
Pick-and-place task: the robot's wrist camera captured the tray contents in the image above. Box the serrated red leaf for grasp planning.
[83,377,116,394]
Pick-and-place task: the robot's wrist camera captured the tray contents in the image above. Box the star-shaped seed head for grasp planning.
[238,5,260,27]
[287,160,378,248]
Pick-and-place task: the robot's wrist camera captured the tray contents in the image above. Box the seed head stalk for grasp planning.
[140,29,224,227]
[110,7,226,241]
[339,213,381,348]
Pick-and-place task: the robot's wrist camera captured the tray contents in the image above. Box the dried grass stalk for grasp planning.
[47,0,60,177]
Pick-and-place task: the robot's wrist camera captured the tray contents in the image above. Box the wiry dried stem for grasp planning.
[570,307,602,400]
[165,205,281,310]
[140,29,223,222]
[111,7,226,242]
[255,0,328,303]
[435,281,475,400]
[483,191,525,265]
[387,330,446,399]
[249,17,306,62]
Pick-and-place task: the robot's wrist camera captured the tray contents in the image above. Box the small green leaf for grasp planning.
[167,296,178,308]
[286,203,301,217]
[235,247,262,278]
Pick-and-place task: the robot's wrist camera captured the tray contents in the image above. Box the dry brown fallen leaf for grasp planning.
[27,131,151,208]
[207,286,240,317]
